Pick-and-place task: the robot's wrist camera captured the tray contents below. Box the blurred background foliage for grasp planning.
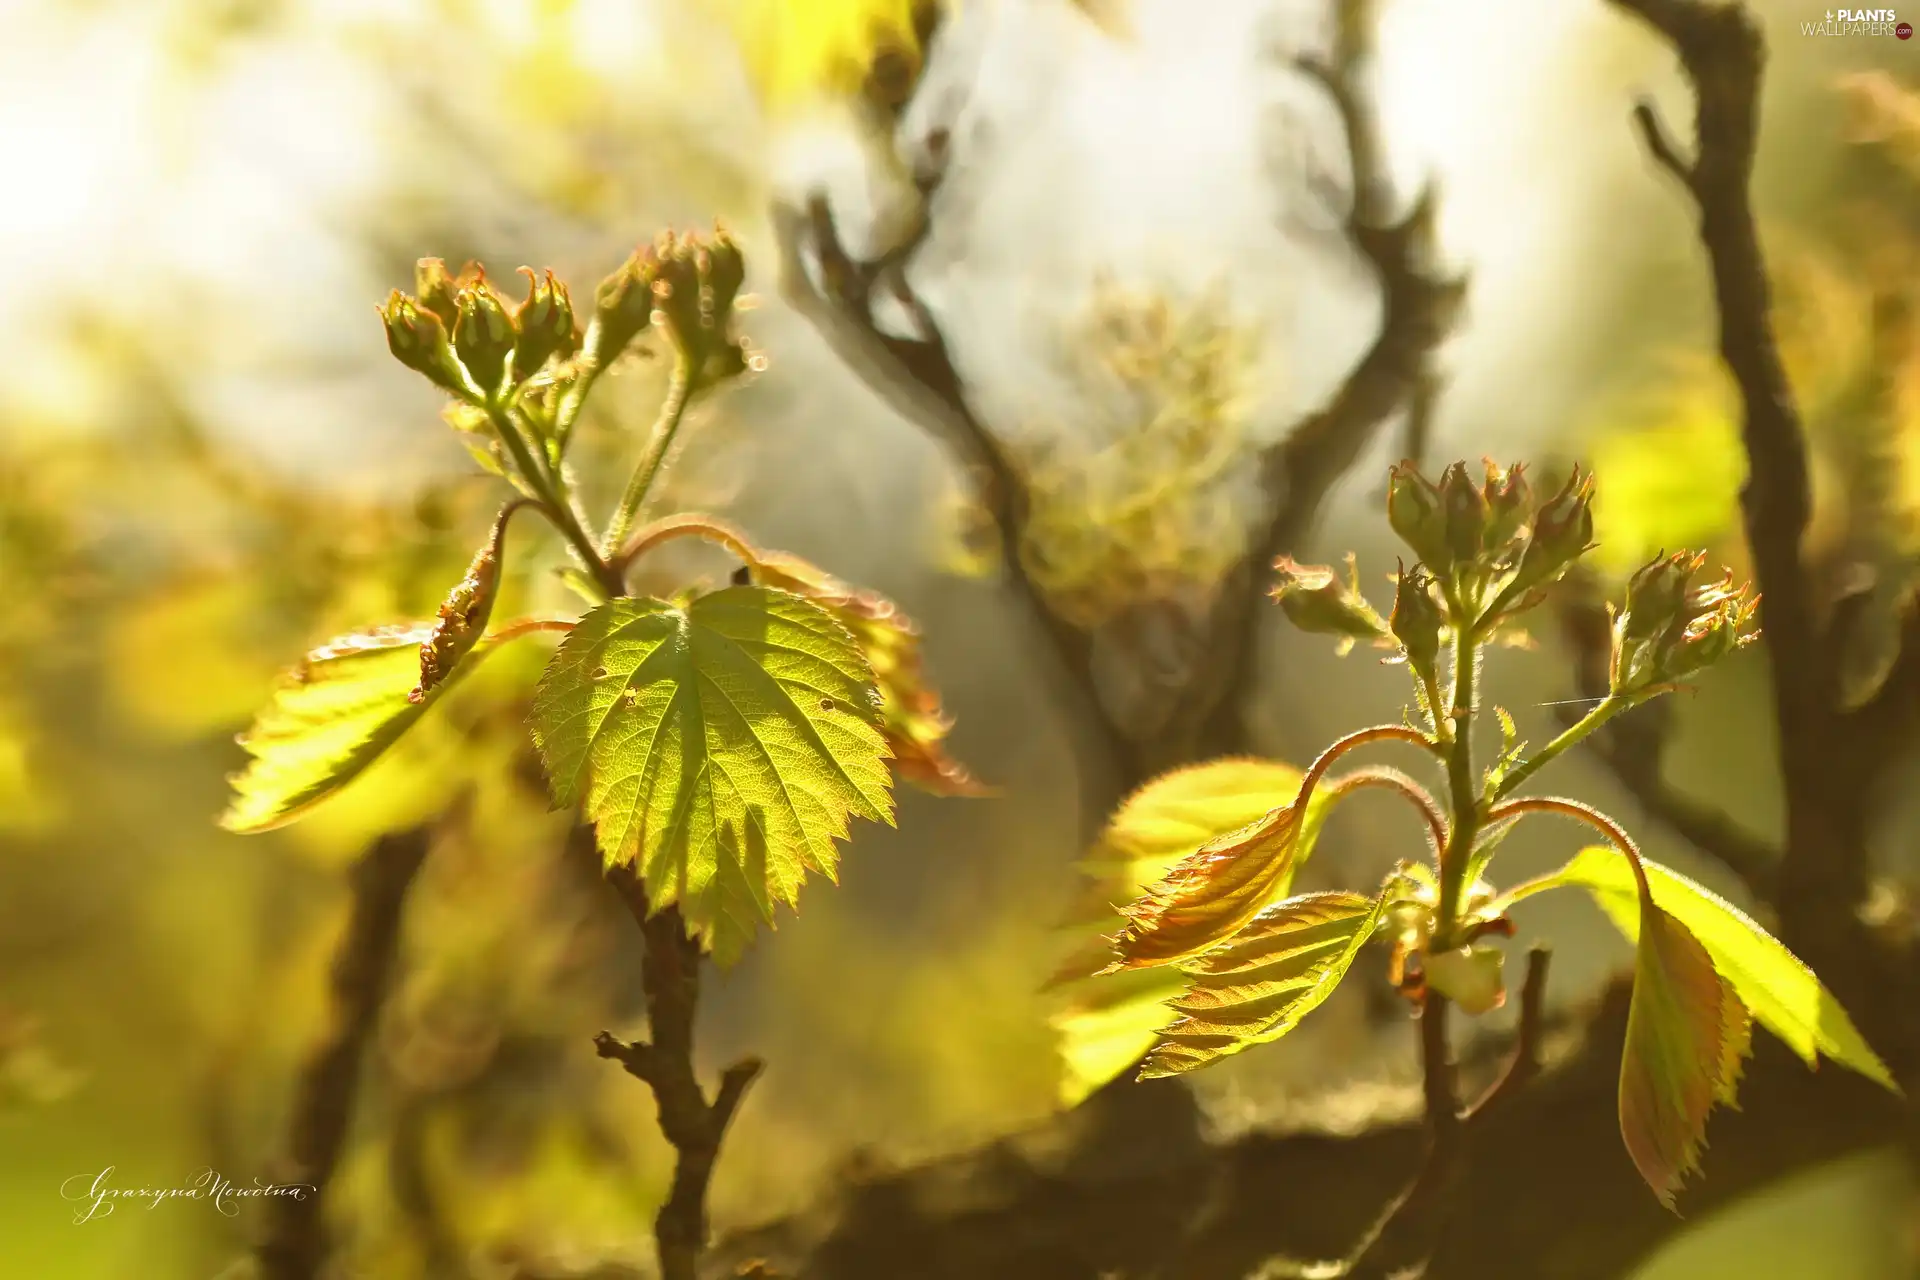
[0,1,1917,1278]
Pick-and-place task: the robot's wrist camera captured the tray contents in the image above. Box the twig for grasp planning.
[256,827,432,1280]
[1468,947,1552,1117]
[599,860,764,1280]
[1604,0,1869,940]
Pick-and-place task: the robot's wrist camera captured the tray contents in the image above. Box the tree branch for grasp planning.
[712,953,1909,1280]
[1188,2,1467,758]
[599,858,764,1280]
[1604,0,1863,942]
[257,827,432,1280]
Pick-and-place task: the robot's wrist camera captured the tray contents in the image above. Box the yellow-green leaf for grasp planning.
[223,625,494,834]
[1107,806,1306,971]
[1620,904,1751,1207]
[1140,889,1388,1078]
[530,587,895,966]
[1552,847,1897,1092]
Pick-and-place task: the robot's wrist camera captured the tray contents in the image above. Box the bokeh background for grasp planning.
[1,0,1917,1277]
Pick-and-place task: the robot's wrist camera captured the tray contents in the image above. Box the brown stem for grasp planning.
[256,827,431,1280]
[599,860,763,1280]
[1604,0,1879,951]
[1468,947,1553,1117]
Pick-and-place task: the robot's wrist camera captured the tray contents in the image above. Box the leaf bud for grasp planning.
[380,291,464,393]
[588,243,659,367]
[1270,555,1391,653]
[1481,458,1532,551]
[452,270,517,398]
[1507,464,1595,595]
[512,267,579,377]
[1425,943,1508,1014]
[1389,560,1445,687]
[1387,460,1452,572]
[414,257,462,329]
[1439,461,1489,567]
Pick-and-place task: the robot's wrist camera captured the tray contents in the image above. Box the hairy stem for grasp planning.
[1437,625,1481,940]
[480,398,623,596]
[613,511,763,580]
[605,356,697,557]
[1487,795,1654,905]
[257,828,431,1280]
[1494,694,1627,800]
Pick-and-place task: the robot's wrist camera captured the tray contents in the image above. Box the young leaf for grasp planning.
[753,549,986,797]
[1548,847,1897,1091]
[413,506,512,703]
[530,587,895,966]
[1104,805,1305,971]
[1051,966,1190,1108]
[223,624,517,833]
[1140,889,1390,1077]
[1072,757,1306,922]
[1620,904,1751,1207]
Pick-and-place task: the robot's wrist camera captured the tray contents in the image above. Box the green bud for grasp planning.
[653,230,709,355]
[1439,461,1488,567]
[1387,461,1452,572]
[1481,459,1531,551]
[512,267,579,377]
[1270,555,1391,654]
[380,291,464,392]
[1507,464,1595,596]
[589,244,659,367]
[453,271,517,397]
[1425,943,1507,1014]
[1389,560,1445,687]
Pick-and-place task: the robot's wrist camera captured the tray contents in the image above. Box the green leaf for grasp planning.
[1140,888,1389,1078]
[1551,847,1897,1092]
[223,624,506,834]
[530,587,895,966]
[1620,903,1751,1206]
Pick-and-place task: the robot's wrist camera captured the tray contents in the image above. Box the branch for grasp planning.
[1190,3,1467,755]
[1604,0,1865,936]
[599,857,764,1280]
[770,197,1126,806]
[257,827,432,1280]
[713,949,1908,1280]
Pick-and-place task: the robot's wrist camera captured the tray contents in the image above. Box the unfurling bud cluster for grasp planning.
[1269,555,1391,655]
[1384,457,1596,632]
[586,225,750,382]
[379,258,582,400]
[1611,551,1760,695]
